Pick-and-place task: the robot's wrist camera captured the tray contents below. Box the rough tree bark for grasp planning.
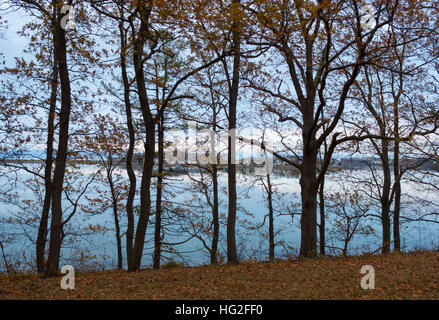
[266,174,274,262]
[226,0,241,265]
[318,177,325,256]
[211,163,219,264]
[130,4,156,271]
[108,168,123,269]
[36,24,58,274]
[210,100,220,264]
[46,4,72,277]
[381,140,392,254]
[153,112,164,269]
[118,19,137,271]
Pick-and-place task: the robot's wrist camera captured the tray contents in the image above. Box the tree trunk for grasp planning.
[299,148,318,257]
[226,0,241,265]
[131,129,155,271]
[318,178,325,256]
[153,113,164,269]
[45,11,72,277]
[299,102,318,257]
[381,140,392,254]
[393,170,401,252]
[211,163,219,264]
[0,242,9,275]
[210,107,219,265]
[119,20,136,271]
[267,174,274,262]
[342,237,348,257]
[36,31,58,274]
[382,204,391,254]
[130,16,155,270]
[393,102,401,252]
[108,170,123,269]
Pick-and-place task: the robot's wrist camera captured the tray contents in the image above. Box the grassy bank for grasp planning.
[0,251,438,300]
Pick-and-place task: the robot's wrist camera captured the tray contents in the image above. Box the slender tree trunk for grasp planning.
[382,204,391,254]
[36,32,58,274]
[130,15,155,271]
[381,141,392,254]
[393,177,401,251]
[210,107,219,265]
[342,238,348,257]
[226,0,241,265]
[45,11,72,277]
[318,178,325,256]
[0,241,9,275]
[119,21,136,271]
[153,113,164,269]
[108,170,123,269]
[267,174,274,262]
[393,103,401,252]
[211,163,219,264]
[131,129,154,271]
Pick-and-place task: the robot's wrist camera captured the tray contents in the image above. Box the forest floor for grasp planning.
[0,250,438,299]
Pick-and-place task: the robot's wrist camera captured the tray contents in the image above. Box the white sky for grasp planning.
[1,4,437,162]
[0,5,30,64]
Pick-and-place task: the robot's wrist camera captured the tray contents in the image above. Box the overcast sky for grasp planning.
[0,5,30,65]
[1,3,437,161]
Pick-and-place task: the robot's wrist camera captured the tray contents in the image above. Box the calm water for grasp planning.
[0,165,438,272]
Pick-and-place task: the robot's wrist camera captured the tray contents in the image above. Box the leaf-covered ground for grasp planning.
[1,251,438,299]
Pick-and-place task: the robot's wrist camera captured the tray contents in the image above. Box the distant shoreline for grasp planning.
[1,158,438,172]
